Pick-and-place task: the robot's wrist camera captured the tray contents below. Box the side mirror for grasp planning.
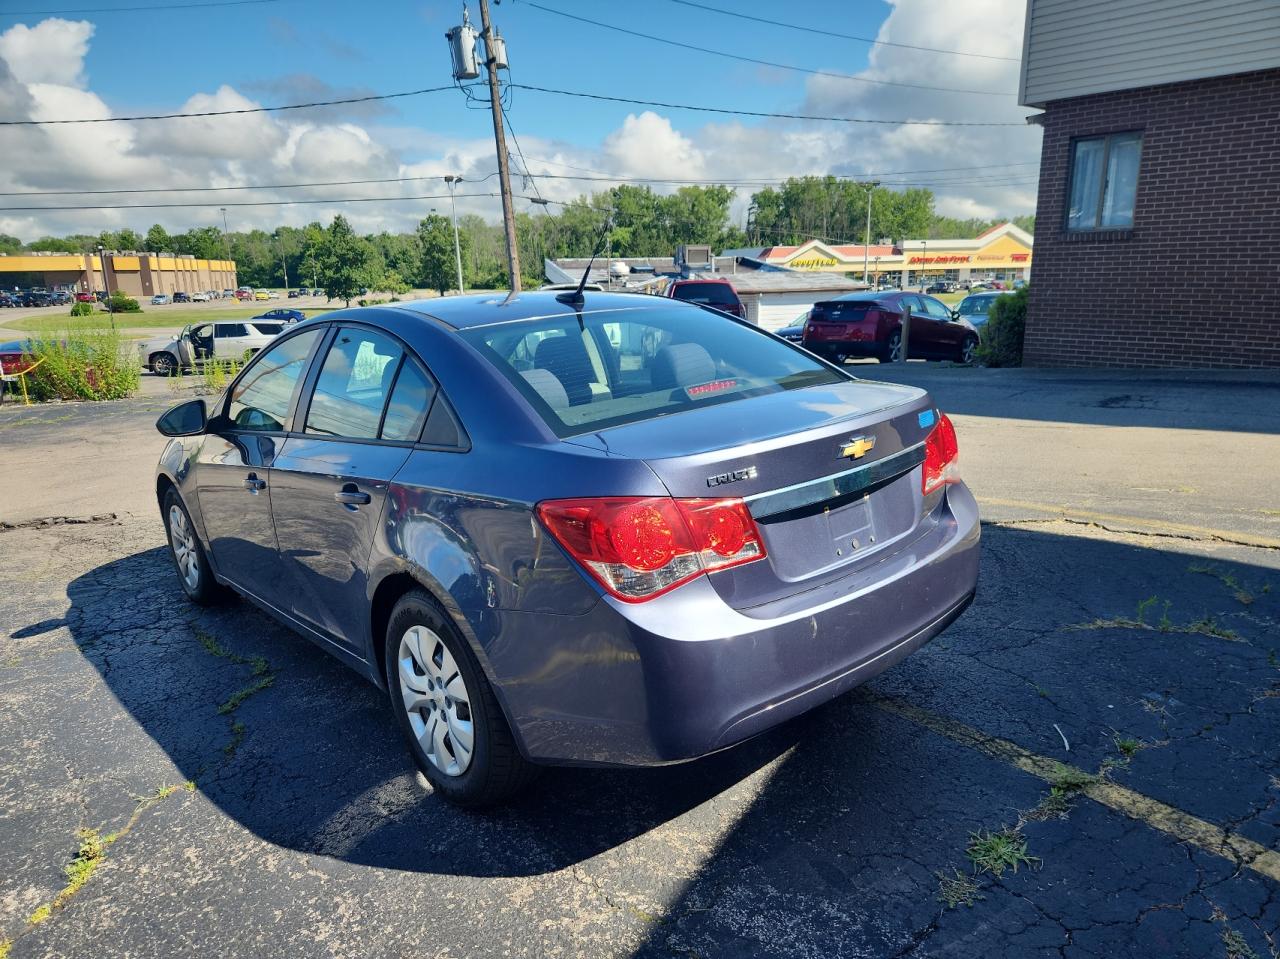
[951,310,961,321]
[156,398,207,437]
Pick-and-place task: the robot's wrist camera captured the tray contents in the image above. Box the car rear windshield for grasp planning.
[810,300,876,321]
[461,305,843,438]
[669,282,739,306]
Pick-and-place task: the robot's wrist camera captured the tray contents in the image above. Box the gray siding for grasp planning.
[1019,0,1280,107]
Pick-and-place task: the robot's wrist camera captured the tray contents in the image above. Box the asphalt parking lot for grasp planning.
[1,366,1278,958]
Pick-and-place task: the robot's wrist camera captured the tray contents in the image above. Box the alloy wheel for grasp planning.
[960,338,977,365]
[168,504,199,592]
[398,625,475,777]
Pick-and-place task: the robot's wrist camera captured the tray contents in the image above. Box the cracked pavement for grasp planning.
[1,368,1277,958]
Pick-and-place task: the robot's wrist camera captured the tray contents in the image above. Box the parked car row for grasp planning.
[1,290,76,307]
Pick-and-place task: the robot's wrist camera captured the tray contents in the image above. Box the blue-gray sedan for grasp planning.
[154,291,979,805]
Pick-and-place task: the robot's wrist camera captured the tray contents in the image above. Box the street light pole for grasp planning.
[863,180,879,287]
[444,175,465,294]
[97,244,115,330]
[921,239,928,291]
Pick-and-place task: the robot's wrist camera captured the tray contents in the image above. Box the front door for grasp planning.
[917,295,964,356]
[195,327,324,597]
[269,325,436,654]
[901,295,943,357]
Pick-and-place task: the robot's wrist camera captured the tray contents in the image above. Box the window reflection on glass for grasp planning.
[227,329,321,432]
[305,328,402,440]
[1067,132,1141,231]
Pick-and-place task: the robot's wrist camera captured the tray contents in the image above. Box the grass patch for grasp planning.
[1026,764,1099,821]
[966,828,1040,877]
[936,868,984,909]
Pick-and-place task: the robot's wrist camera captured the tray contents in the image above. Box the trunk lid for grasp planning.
[566,379,938,610]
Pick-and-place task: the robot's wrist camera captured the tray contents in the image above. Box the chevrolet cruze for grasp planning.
[154,291,979,806]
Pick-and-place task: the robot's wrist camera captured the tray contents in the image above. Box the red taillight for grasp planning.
[536,495,767,602]
[922,413,960,495]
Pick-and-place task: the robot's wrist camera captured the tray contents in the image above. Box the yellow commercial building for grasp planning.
[0,251,237,297]
[753,221,1033,286]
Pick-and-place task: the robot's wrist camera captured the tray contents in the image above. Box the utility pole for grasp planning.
[97,244,115,330]
[279,238,289,293]
[475,0,520,291]
[444,175,465,294]
[863,180,879,287]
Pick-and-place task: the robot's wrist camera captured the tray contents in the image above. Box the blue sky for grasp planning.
[0,0,1039,238]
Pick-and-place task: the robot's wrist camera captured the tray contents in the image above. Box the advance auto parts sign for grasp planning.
[790,256,840,270]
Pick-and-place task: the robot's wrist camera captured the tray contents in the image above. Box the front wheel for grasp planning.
[958,336,978,365]
[151,352,177,376]
[386,590,538,807]
[163,489,225,605]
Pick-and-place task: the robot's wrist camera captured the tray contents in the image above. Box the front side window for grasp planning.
[226,328,322,432]
[1067,132,1142,231]
[463,305,842,438]
[305,327,403,440]
[918,297,952,320]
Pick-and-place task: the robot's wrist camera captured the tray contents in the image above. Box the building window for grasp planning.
[1066,132,1142,231]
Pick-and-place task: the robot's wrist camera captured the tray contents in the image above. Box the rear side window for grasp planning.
[227,328,322,432]
[251,322,283,335]
[217,323,249,338]
[305,327,402,440]
[381,361,436,442]
[670,282,739,306]
[462,305,842,438]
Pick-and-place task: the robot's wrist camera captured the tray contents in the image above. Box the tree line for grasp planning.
[0,179,1034,296]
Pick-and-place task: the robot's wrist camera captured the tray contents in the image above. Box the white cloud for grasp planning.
[601,112,707,180]
[0,18,93,87]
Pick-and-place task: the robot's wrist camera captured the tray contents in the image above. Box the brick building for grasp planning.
[1019,0,1280,368]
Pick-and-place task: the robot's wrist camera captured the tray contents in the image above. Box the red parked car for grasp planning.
[802,291,980,365]
[75,291,94,303]
[664,277,745,319]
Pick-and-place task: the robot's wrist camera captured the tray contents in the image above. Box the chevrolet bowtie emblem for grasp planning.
[840,436,876,460]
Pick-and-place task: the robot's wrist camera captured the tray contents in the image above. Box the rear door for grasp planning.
[213,322,253,359]
[268,325,436,653]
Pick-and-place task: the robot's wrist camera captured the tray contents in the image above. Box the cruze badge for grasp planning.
[840,436,876,460]
[706,466,757,488]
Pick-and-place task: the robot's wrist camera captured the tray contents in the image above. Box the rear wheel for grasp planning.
[879,330,903,363]
[958,335,978,365]
[385,589,538,807]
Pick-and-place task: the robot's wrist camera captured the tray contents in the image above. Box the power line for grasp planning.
[0,192,503,212]
[2,0,279,13]
[519,1,1014,97]
[519,153,1039,181]
[510,83,1025,126]
[662,0,1019,62]
[0,85,456,126]
[0,172,502,197]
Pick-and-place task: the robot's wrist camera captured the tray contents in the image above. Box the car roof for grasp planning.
[388,290,691,331]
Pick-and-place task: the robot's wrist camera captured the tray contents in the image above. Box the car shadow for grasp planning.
[62,545,807,878]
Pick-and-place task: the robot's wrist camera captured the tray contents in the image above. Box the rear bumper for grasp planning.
[484,484,981,767]
[805,340,884,360]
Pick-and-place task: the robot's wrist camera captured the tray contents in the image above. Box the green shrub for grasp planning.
[976,286,1028,367]
[105,291,142,313]
[69,301,94,317]
[26,326,141,401]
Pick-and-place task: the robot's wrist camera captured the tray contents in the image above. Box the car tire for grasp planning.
[879,331,903,363]
[151,352,177,376]
[385,589,539,807]
[163,488,226,606]
[958,335,978,365]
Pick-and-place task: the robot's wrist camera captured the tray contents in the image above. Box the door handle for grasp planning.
[244,473,267,492]
[335,488,371,507]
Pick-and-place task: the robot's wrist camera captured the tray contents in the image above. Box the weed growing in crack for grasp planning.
[193,627,275,759]
[1026,764,1099,821]
[0,784,189,956]
[1221,924,1260,959]
[965,828,1040,877]
[1067,600,1244,643]
[936,868,984,909]
[1189,563,1257,606]
[1186,616,1242,642]
[1113,734,1145,760]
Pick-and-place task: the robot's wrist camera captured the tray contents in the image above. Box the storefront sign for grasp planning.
[789,256,839,269]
